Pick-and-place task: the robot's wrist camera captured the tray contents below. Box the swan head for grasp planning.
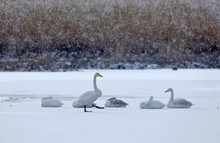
[149,96,153,100]
[95,72,103,77]
[165,88,173,92]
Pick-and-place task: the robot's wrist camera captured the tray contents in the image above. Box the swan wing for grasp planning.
[41,99,63,107]
[76,91,100,106]
[172,98,193,107]
[105,98,128,107]
[72,100,94,108]
[110,99,128,106]
[148,100,166,109]
[140,101,148,109]
[42,97,53,101]
[140,100,165,109]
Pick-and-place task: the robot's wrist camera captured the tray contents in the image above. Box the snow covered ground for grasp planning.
[0,69,220,143]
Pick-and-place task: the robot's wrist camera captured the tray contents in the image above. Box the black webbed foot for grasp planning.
[84,105,92,112]
[92,104,105,109]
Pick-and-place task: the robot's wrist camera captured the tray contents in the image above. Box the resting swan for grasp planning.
[72,72,104,112]
[140,96,165,109]
[105,97,128,108]
[165,88,193,108]
[41,97,63,107]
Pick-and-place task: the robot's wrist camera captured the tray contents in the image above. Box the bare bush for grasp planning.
[0,0,220,69]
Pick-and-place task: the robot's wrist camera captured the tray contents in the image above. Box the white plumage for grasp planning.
[105,97,128,108]
[72,101,94,108]
[74,91,101,106]
[72,72,103,112]
[165,88,193,108]
[41,97,63,107]
[140,96,165,109]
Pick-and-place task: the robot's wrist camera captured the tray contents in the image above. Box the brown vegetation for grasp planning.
[0,0,220,70]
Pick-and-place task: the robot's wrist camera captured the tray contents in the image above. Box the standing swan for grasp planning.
[165,88,193,108]
[139,96,165,109]
[72,72,104,112]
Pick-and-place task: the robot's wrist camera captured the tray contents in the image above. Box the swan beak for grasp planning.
[97,73,103,77]
[165,90,168,92]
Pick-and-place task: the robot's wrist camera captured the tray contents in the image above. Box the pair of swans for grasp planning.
[140,88,193,109]
[41,72,104,111]
[72,73,129,111]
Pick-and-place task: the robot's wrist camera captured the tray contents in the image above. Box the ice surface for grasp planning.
[0,69,220,143]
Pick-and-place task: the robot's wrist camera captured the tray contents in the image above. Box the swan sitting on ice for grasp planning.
[165,88,193,108]
[72,72,104,112]
[41,97,63,107]
[105,97,128,108]
[140,96,165,109]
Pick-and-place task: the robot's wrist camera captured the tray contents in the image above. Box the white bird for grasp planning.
[105,97,128,108]
[72,72,104,112]
[41,97,63,107]
[165,88,193,108]
[140,96,165,109]
[72,101,96,108]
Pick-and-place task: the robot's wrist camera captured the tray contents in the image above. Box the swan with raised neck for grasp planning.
[165,88,193,108]
[165,88,174,104]
[93,72,102,96]
[147,96,153,105]
[72,72,104,112]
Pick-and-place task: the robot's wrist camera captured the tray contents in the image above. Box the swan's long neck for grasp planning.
[168,90,174,103]
[147,97,153,106]
[93,75,101,94]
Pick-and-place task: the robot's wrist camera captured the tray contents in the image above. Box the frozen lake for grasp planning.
[0,69,220,143]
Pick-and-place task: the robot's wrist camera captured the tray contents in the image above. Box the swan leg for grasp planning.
[92,104,105,109]
[84,105,92,112]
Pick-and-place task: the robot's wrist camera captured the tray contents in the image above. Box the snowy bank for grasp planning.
[0,70,220,143]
